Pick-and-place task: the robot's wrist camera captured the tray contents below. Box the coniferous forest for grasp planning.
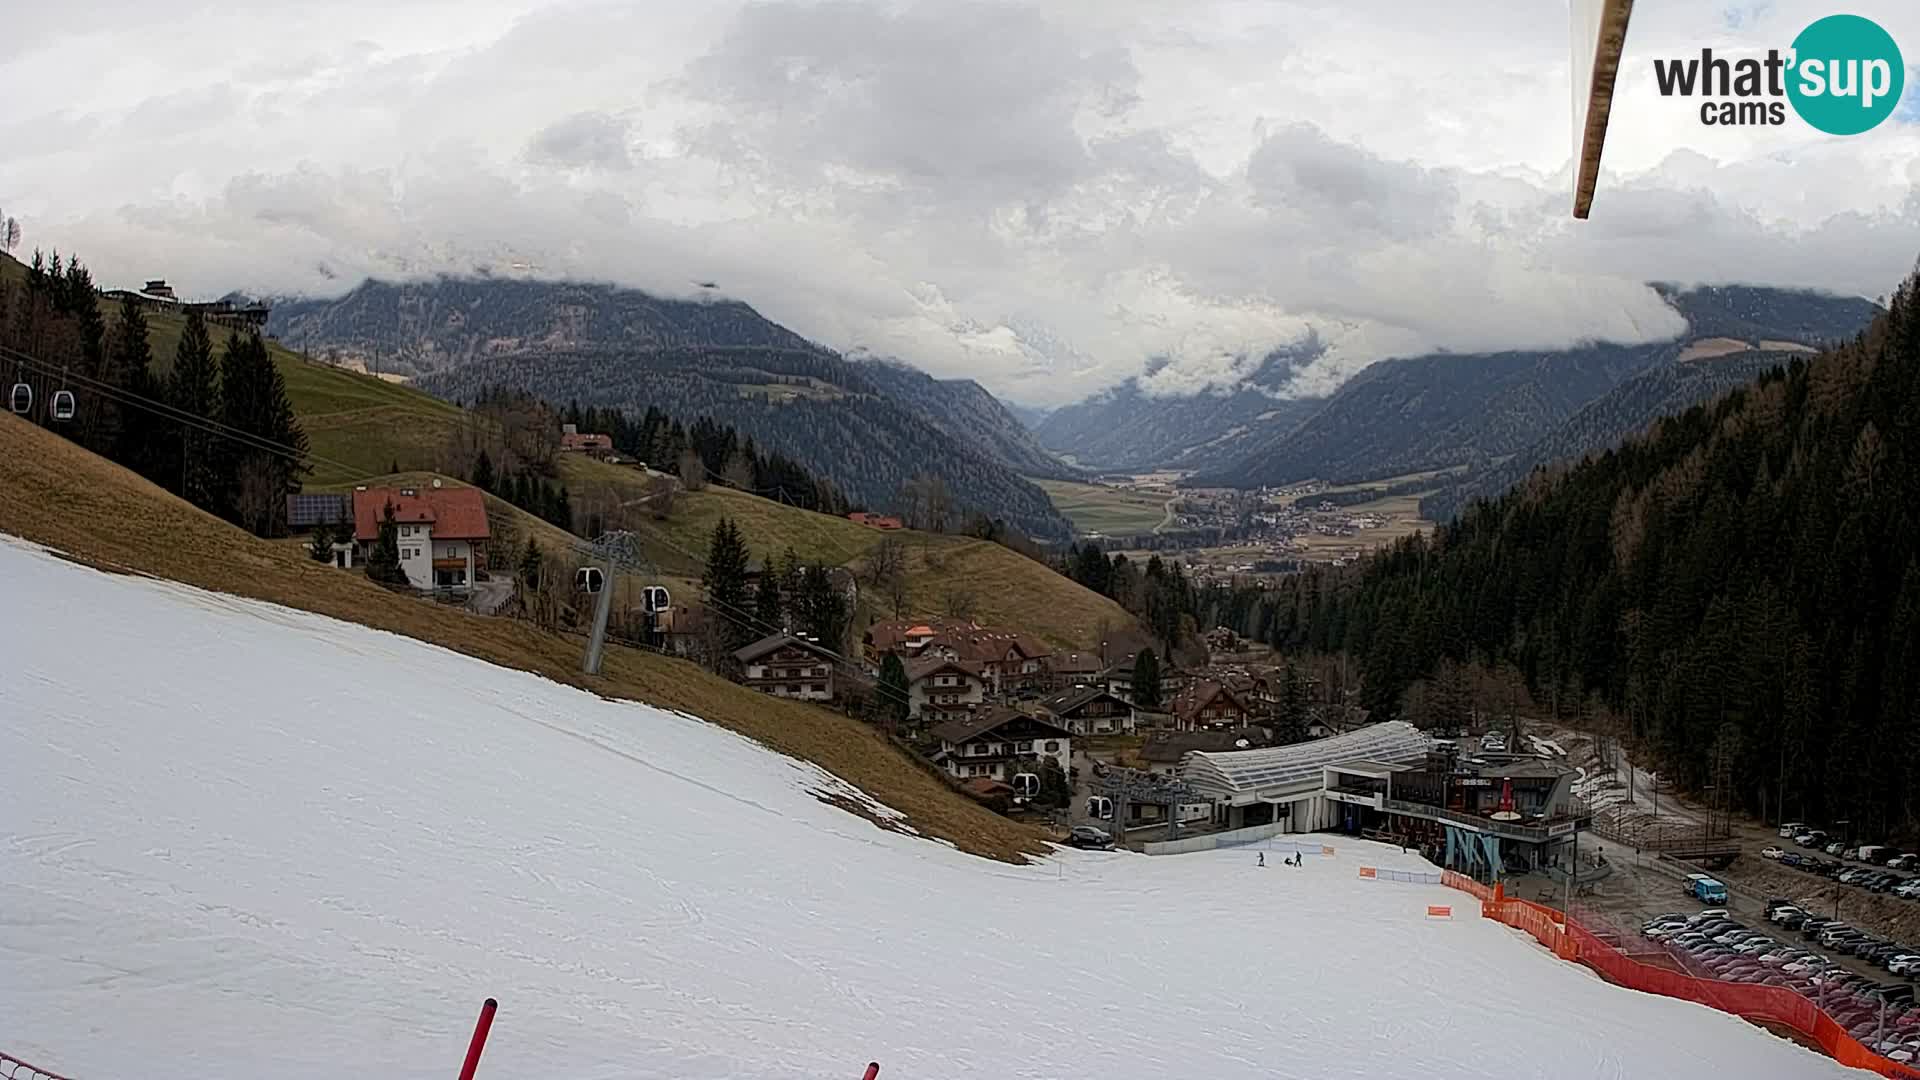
[1243,263,1920,838]
[2,251,308,536]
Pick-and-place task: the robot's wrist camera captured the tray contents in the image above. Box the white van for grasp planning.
[1779,821,1809,838]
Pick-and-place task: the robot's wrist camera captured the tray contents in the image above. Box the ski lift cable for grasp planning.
[694,589,918,713]
[4,343,917,709]
[2,347,358,469]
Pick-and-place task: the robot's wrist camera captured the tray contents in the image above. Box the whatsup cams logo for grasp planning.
[1654,13,1904,133]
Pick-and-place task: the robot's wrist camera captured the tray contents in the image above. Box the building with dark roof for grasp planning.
[733,633,838,702]
[905,657,986,722]
[864,617,1051,694]
[930,707,1072,784]
[1036,686,1135,736]
[1169,679,1252,732]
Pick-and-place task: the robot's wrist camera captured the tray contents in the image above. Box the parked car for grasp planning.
[1829,841,1850,856]
[1066,825,1114,850]
[1891,855,1920,872]
[1781,821,1811,838]
[1865,846,1900,865]
[1762,846,1786,861]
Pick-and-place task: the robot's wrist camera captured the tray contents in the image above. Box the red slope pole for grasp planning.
[457,998,498,1080]
[862,1064,880,1080]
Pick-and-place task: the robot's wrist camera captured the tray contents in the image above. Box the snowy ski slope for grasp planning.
[0,538,1858,1079]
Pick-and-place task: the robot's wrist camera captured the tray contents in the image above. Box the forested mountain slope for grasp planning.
[1263,268,1920,837]
[853,359,1081,480]
[1418,347,1804,522]
[268,277,1072,539]
[417,349,1072,539]
[1185,286,1880,488]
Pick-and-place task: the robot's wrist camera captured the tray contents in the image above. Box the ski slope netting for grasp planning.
[0,536,1862,1079]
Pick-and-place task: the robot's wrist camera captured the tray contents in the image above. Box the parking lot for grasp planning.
[1637,903,1920,1060]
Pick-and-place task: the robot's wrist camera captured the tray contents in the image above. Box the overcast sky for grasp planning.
[5,0,1919,406]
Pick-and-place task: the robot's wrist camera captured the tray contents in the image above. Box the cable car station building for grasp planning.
[1180,721,1590,881]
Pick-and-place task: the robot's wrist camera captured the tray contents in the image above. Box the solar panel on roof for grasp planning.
[287,494,353,528]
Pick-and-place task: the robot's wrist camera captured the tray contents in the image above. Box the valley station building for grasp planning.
[1177,721,1592,881]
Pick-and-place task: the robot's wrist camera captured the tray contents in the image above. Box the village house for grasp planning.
[930,707,1072,783]
[1037,686,1136,736]
[350,484,490,591]
[846,511,904,530]
[1140,728,1274,776]
[1049,650,1105,692]
[906,657,988,722]
[1169,679,1253,732]
[733,632,837,702]
[864,617,1051,695]
[559,423,615,458]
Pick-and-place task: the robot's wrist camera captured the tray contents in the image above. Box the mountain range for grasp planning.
[1033,286,1881,496]
[1032,345,1323,474]
[268,278,1078,540]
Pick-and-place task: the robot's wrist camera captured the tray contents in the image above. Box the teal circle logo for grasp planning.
[1787,15,1904,135]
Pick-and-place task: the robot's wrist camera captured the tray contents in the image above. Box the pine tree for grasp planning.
[1132,648,1163,709]
[703,517,752,647]
[799,564,850,652]
[876,652,910,732]
[1276,662,1308,744]
[754,553,785,632]
[364,503,410,587]
[167,309,220,511]
[473,449,495,493]
[778,545,802,612]
[108,296,164,481]
[517,541,545,593]
[215,332,307,535]
[309,521,335,562]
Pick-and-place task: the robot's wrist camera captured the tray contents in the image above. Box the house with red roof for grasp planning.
[559,424,614,458]
[351,482,491,591]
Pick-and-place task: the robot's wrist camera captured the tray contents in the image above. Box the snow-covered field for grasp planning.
[0,538,1857,1079]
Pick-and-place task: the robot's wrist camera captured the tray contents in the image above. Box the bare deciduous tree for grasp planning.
[645,475,677,520]
[234,455,283,537]
[922,473,952,533]
[942,584,976,620]
[723,451,755,491]
[678,448,708,491]
[864,536,906,587]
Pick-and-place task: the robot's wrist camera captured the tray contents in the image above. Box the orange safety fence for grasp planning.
[1440,870,1493,902]
[1439,878,1920,1078]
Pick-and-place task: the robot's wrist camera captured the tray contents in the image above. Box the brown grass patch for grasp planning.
[0,414,1045,863]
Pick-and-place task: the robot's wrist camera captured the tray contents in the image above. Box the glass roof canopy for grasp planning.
[1183,721,1432,796]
